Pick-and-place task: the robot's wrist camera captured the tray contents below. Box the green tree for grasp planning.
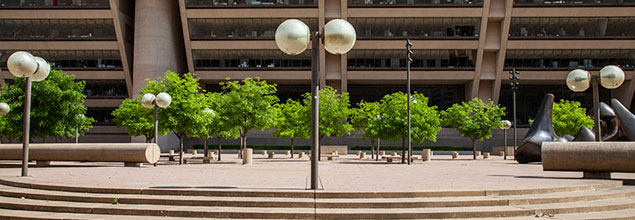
[0,69,94,142]
[351,101,381,157]
[374,92,441,162]
[112,97,167,143]
[142,71,206,164]
[441,98,505,159]
[190,92,240,161]
[272,99,308,157]
[552,99,594,136]
[301,86,353,156]
[221,78,279,155]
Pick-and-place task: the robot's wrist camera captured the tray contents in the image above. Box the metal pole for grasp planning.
[75,125,79,144]
[504,129,507,160]
[512,86,517,152]
[205,125,209,158]
[406,39,412,165]
[592,76,601,142]
[154,105,158,144]
[310,31,320,190]
[21,77,32,177]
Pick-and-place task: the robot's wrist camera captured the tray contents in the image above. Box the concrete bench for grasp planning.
[321,145,348,155]
[383,155,402,163]
[542,142,635,179]
[0,143,160,167]
[184,156,214,164]
[321,154,340,160]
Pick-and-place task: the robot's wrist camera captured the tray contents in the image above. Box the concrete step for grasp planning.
[0,194,633,219]
[0,184,633,209]
[0,177,623,198]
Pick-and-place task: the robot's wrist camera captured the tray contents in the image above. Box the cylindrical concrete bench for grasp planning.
[542,142,635,179]
[0,143,160,167]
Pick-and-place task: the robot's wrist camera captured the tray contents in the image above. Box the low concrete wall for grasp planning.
[542,142,635,173]
[0,143,160,164]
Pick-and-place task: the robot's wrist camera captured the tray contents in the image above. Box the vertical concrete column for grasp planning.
[132,0,186,97]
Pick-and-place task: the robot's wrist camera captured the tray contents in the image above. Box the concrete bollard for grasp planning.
[391,152,397,156]
[242,148,253,165]
[422,149,431,162]
[430,151,433,156]
[499,151,505,157]
[452,151,459,159]
[298,152,306,158]
[475,151,481,157]
[192,150,198,155]
[285,150,291,157]
[483,152,490,159]
[333,151,338,156]
[262,150,267,156]
[360,152,366,159]
[356,151,361,156]
[169,150,175,155]
[268,151,275,159]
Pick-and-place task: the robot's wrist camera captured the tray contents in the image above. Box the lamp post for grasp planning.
[7,51,50,177]
[75,114,85,144]
[275,18,356,190]
[566,65,625,141]
[141,92,172,159]
[202,108,215,158]
[509,69,519,151]
[406,39,413,165]
[500,120,511,160]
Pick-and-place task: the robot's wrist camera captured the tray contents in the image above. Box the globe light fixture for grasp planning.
[566,66,626,141]
[0,103,9,115]
[501,120,512,160]
[323,19,357,55]
[599,65,625,89]
[6,51,50,177]
[141,92,172,162]
[566,69,590,92]
[275,18,357,190]
[275,19,310,56]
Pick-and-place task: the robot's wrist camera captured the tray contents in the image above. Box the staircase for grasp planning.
[0,177,633,219]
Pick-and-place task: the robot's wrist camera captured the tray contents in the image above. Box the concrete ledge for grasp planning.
[542,142,635,173]
[0,143,161,164]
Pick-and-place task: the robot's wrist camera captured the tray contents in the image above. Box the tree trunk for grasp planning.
[217,135,222,161]
[472,138,477,160]
[401,138,406,163]
[145,136,152,143]
[376,138,381,161]
[371,139,375,159]
[204,126,209,158]
[319,135,324,161]
[178,134,185,165]
[290,138,295,158]
[56,136,60,143]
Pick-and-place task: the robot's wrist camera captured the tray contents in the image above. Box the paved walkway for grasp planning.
[0,154,632,191]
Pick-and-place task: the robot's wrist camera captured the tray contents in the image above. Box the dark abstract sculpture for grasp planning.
[516,95,635,164]
[515,94,562,164]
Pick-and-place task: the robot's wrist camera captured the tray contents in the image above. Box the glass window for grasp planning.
[189,18,318,40]
[186,0,317,8]
[0,19,117,41]
[86,107,116,125]
[350,17,480,40]
[0,50,123,70]
[348,0,483,7]
[0,0,110,8]
[348,49,477,70]
[509,17,635,39]
[193,49,311,70]
[513,0,635,6]
[504,49,635,70]
[348,84,465,109]
[83,80,128,98]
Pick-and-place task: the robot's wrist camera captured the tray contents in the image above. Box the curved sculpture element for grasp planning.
[611,99,635,141]
[515,94,560,164]
[573,126,595,141]
[598,102,619,141]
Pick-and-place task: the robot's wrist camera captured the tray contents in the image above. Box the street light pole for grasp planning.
[22,76,32,177]
[310,31,320,190]
[591,76,601,142]
[509,69,520,152]
[154,105,158,144]
[406,39,413,165]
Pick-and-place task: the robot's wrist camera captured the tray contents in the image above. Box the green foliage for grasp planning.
[351,101,381,141]
[112,97,166,142]
[542,99,594,136]
[350,145,469,151]
[193,144,311,150]
[301,86,353,140]
[441,98,505,157]
[272,99,308,140]
[373,92,441,143]
[192,92,240,140]
[0,69,94,141]
[220,78,279,147]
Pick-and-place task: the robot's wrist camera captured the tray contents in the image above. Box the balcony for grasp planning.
[0,19,117,41]
[0,50,123,71]
[185,0,317,8]
[513,0,635,7]
[0,0,109,8]
[348,49,477,71]
[509,17,635,40]
[350,18,479,40]
[193,49,311,70]
[348,0,483,7]
[503,49,635,71]
[188,18,317,40]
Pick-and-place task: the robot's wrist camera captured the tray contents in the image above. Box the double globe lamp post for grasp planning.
[5,51,51,177]
[275,18,356,190]
[566,65,625,141]
[140,92,172,160]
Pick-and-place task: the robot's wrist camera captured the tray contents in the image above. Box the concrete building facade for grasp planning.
[1,0,634,151]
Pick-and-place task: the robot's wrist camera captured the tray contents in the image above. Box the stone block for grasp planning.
[360,152,366,159]
[242,148,253,165]
[298,152,306,158]
[475,151,481,157]
[268,151,275,159]
[452,151,459,159]
[483,152,490,159]
[262,150,267,155]
[422,149,431,162]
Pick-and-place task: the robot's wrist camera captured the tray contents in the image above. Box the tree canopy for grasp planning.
[0,69,94,142]
[273,99,308,156]
[301,86,353,141]
[441,98,505,159]
[112,97,166,143]
[374,92,441,143]
[552,99,594,136]
[351,101,381,141]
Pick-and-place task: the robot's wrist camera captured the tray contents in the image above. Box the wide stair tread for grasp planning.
[0,194,634,219]
[1,184,634,209]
